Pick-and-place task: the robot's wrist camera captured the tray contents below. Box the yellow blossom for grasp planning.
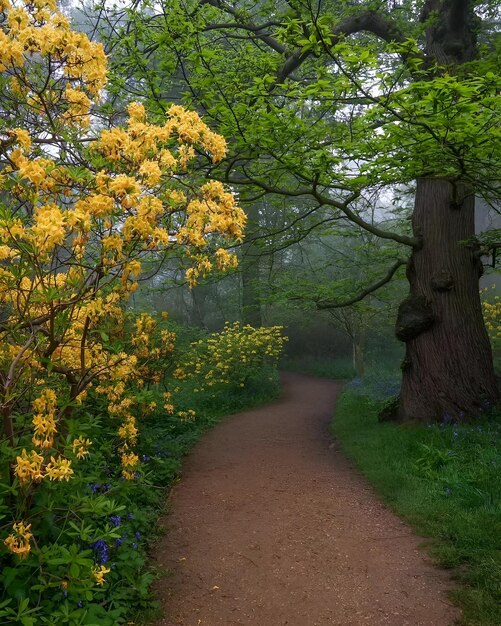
[127,101,146,121]
[72,437,92,459]
[14,449,45,485]
[121,451,139,480]
[32,388,57,449]
[93,564,111,586]
[4,521,33,558]
[44,456,73,481]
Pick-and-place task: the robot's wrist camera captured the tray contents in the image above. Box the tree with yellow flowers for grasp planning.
[0,0,245,594]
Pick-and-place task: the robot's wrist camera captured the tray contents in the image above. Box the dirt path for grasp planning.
[152,373,460,626]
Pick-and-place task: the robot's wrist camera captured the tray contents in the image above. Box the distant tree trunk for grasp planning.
[241,203,262,327]
[352,322,367,379]
[190,284,209,328]
[352,339,365,380]
[396,179,498,421]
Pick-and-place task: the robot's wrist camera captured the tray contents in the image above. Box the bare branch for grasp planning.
[201,0,287,54]
[312,188,420,248]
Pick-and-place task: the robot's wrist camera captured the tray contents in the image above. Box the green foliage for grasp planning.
[332,389,501,625]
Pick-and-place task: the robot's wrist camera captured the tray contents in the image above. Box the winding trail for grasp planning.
[152,373,460,626]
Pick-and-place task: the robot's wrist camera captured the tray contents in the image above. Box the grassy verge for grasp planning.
[332,389,501,626]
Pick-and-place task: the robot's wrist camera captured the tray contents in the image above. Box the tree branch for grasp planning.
[312,188,420,248]
[317,258,407,309]
[276,10,407,82]
[200,0,287,54]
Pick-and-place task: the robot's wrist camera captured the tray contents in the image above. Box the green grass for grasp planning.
[332,389,501,626]
[282,355,355,379]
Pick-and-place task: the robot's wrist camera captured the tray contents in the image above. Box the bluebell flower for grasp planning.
[132,542,138,550]
[110,515,121,527]
[90,539,109,564]
[127,512,134,520]
[442,413,453,425]
[115,538,122,547]
[135,531,141,538]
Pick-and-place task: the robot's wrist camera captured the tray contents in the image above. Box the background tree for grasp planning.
[97,0,501,422]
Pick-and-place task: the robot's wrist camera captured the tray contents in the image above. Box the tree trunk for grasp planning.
[241,203,262,327]
[353,339,365,380]
[352,322,367,379]
[396,178,498,422]
[190,284,209,329]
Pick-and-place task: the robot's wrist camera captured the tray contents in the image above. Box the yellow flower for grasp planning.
[121,451,139,480]
[30,203,66,257]
[72,437,92,459]
[10,128,31,151]
[93,564,111,586]
[32,388,58,449]
[64,87,91,127]
[127,101,146,121]
[117,416,138,444]
[14,449,45,485]
[44,456,73,481]
[138,160,162,186]
[4,521,33,558]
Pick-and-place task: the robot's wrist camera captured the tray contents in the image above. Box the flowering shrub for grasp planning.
[175,322,287,393]
[481,286,501,369]
[0,0,246,621]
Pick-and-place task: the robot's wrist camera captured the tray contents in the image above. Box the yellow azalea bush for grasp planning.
[176,322,287,393]
[0,0,245,607]
[481,286,501,363]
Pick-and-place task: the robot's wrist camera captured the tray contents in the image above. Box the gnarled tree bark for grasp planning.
[397,179,498,421]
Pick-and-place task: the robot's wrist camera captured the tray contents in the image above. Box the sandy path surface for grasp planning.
[152,372,460,626]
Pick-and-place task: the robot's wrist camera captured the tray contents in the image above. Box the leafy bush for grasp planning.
[482,286,501,372]
[175,322,287,393]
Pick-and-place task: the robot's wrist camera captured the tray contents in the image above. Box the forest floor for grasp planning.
[151,372,461,626]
